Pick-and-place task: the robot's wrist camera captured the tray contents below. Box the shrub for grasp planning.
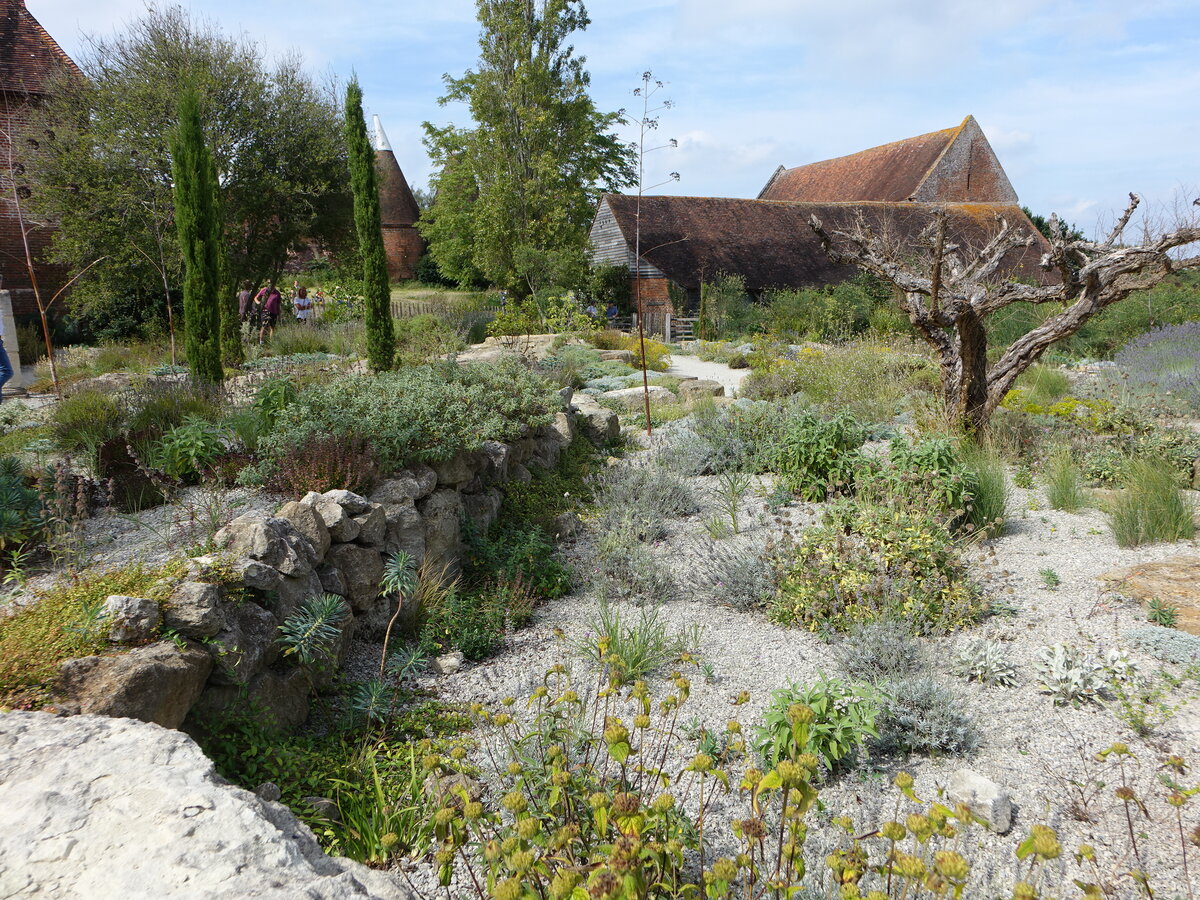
[150,415,225,482]
[872,676,979,758]
[123,380,222,436]
[50,390,124,466]
[1125,626,1200,667]
[0,456,46,560]
[1107,457,1196,547]
[1015,364,1071,406]
[262,358,558,473]
[695,542,777,611]
[592,519,675,604]
[771,500,984,635]
[754,676,882,774]
[680,399,777,474]
[1109,321,1200,415]
[418,582,506,661]
[1034,643,1108,705]
[1044,447,1085,511]
[265,432,381,497]
[834,619,926,685]
[464,521,571,602]
[763,410,865,501]
[269,324,334,357]
[588,329,670,371]
[591,462,698,541]
[576,601,699,685]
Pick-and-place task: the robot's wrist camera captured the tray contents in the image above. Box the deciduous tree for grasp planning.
[810,195,1200,432]
[421,0,635,294]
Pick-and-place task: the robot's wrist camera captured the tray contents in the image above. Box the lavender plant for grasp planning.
[1110,321,1200,415]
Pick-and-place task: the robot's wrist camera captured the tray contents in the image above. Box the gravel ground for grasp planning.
[386,439,1200,898]
[666,354,751,397]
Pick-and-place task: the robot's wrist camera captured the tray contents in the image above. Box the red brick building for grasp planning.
[372,115,423,282]
[589,116,1047,323]
[1,0,80,319]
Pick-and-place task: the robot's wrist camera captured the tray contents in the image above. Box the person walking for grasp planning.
[0,316,13,403]
[258,284,282,344]
[238,287,253,321]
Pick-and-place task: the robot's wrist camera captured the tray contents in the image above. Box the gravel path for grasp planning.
[665,354,749,397]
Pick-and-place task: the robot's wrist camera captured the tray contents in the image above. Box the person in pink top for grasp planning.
[259,284,282,344]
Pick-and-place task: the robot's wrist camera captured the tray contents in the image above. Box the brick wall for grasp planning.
[1,89,67,320]
[381,225,424,282]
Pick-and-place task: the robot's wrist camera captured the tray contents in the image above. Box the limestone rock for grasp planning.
[245,669,311,732]
[103,595,161,644]
[352,504,387,548]
[215,515,316,578]
[433,449,486,488]
[320,489,373,517]
[433,651,464,675]
[598,349,634,364]
[420,490,464,575]
[273,569,325,624]
[163,582,225,639]
[325,544,384,612]
[463,489,503,535]
[678,379,725,400]
[301,493,359,543]
[304,796,342,823]
[1098,555,1200,636]
[317,563,349,598]
[601,384,675,407]
[59,642,212,729]
[0,712,415,899]
[480,440,510,481]
[206,602,279,686]
[508,463,532,483]
[380,500,426,565]
[946,769,1012,834]
[572,393,620,444]
[276,500,331,560]
[255,782,283,802]
[370,466,437,504]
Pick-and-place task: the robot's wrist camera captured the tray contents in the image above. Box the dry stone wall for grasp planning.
[56,407,583,734]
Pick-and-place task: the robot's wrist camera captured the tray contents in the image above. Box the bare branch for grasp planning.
[1102,192,1141,248]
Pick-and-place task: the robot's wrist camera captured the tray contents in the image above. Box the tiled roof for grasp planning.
[600,194,1051,292]
[375,149,421,227]
[758,116,1016,204]
[1,0,81,95]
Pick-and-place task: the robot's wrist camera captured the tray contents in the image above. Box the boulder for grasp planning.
[352,504,387,548]
[102,595,161,644]
[420,490,464,575]
[58,642,212,729]
[946,769,1012,834]
[325,544,384,612]
[598,349,635,364]
[530,414,573,470]
[0,712,415,899]
[370,465,438,504]
[316,563,349,598]
[301,493,359,543]
[273,570,326,623]
[320,489,374,517]
[601,384,675,407]
[206,602,280,686]
[214,515,316,578]
[572,393,620,444]
[245,669,311,732]
[433,651,465,676]
[678,379,725,400]
[380,500,426,565]
[276,500,331,560]
[163,582,225,639]
[1097,555,1200,636]
[480,440,510,482]
[463,489,503,535]
[508,463,533,483]
[432,449,487,488]
[552,512,583,541]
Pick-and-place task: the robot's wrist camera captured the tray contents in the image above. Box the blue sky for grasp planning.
[35,0,1200,238]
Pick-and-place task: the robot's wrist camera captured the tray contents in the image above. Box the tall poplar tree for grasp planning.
[422,0,635,294]
[170,89,223,383]
[344,78,394,372]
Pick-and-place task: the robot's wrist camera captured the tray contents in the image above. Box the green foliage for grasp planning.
[591,462,699,542]
[872,676,979,758]
[1107,458,1196,547]
[264,432,381,497]
[261,359,558,473]
[1016,364,1070,406]
[959,443,1009,537]
[1040,568,1061,590]
[323,747,432,863]
[698,273,763,341]
[763,411,865,501]
[771,500,984,636]
[151,415,224,481]
[50,390,124,467]
[418,584,505,661]
[0,560,184,703]
[420,0,634,293]
[1146,597,1179,628]
[764,272,892,342]
[466,523,572,602]
[956,639,1019,687]
[577,601,700,686]
[487,295,595,339]
[755,677,881,774]
[277,593,351,667]
[585,262,631,310]
[0,457,46,559]
[1044,447,1085,511]
[344,79,395,371]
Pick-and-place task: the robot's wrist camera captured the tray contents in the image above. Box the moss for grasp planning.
[0,558,186,705]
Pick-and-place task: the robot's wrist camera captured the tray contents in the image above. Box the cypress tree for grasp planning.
[170,89,224,383]
[344,79,394,371]
[213,158,242,368]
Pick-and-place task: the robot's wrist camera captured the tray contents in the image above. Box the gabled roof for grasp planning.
[598,194,1049,292]
[758,116,1017,205]
[0,0,81,95]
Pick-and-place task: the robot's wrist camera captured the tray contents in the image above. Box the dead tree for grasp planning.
[809,194,1200,432]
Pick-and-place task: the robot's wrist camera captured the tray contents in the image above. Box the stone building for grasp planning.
[0,0,80,319]
[589,116,1047,322]
[372,115,423,282]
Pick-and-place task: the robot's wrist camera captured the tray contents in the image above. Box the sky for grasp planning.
[32,0,1200,239]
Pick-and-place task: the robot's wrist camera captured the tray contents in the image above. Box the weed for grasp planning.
[713,468,754,534]
[1040,568,1061,590]
[1147,597,1179,628]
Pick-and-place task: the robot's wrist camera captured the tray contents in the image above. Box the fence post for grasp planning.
[665,314,672,343]
[631,312,638,333]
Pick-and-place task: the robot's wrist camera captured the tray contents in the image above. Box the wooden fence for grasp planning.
[627,312,699,343]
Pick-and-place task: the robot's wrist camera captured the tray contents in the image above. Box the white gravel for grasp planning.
[666,354,750,397]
